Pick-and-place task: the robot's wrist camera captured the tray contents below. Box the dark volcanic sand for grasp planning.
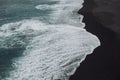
[70,0,120,80]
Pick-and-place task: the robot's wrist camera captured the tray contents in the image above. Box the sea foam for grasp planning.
[0,0,100,80]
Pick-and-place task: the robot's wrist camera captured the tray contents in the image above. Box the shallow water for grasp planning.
[0,0,100,80]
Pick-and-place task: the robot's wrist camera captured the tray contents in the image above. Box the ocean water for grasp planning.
[0,0,100,80]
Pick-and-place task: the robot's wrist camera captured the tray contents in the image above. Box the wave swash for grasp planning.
[0,0,100,80]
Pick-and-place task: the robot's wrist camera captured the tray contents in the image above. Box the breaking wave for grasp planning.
[0,0,100,80]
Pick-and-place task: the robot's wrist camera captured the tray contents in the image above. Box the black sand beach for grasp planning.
[70,0,120,80]
[0,0,119,79]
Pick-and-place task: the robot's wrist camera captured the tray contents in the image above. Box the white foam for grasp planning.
[0,19,100,80]
[35,4,53,10]
[0,0,100,80]
[36,0,85,27]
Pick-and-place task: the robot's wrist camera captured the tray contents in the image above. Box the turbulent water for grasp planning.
[0,0,100,80]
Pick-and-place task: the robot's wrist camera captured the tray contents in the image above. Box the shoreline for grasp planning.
[70,0,120,80]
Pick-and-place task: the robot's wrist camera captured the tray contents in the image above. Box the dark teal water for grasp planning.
[0,0,58,25]
[0,0,58,79]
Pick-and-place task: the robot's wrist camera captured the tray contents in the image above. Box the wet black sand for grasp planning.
[70,0,120,80]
